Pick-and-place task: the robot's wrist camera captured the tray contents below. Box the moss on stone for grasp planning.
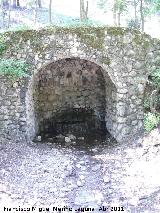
[0,34,8,56]
[51,26,106,50]
[106,27,127,36]
[133,32,151,50]
[101,56,111,65]
[55,44,64,49]
[0,26,155,56]
[1,26,106,51]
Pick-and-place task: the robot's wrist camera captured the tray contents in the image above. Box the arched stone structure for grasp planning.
[26,57,116,140]
[0,26,160,142]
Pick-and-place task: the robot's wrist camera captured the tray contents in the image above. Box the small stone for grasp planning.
[47,142,52,145]
[76,164,82,169]
[117,105,126,116]
[132,120,138,125]
[137,84,144,94]
[66,165,76,176]
[19,117,26,122]
[91,147,99,152]
[134,61,144,70]
[61,174,66,179]
[94,191,104,204]
[78,137,85,140]
[12,82,18,88]
[48,138,53,141]
[37,136,41,142]
[56,134,64,139]
[103,175,110,183]
[67,134,76,140]
[74,191,96,204]
[77,180,84,187]
[118,88,128,94]
[59,192,66,198]
[79,175,85,180]
[65,137,71,143]
[92,164,101,171]
[126,50,135,56]
[61,187,71,192]
[79,160,85,165]
[81,167,86,171]
[139,196,148,200]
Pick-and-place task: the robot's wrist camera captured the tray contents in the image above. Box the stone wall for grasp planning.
[0,26,160,142]
[0,76,27,141]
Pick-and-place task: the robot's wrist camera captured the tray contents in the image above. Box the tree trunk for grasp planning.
[1,0,7,28]
[117,12,121,26]
[2,0,9,7]
[16,0,20,7]
[34,0,38,25]
[49,0,52,24]
[113,0,117,26]
[12,0,16,7]
[38,0,42,8]
[1,1,5,28]
[140,0,144,31]
[150,90,158,113]
[133,0,137,22]
[7,0,11,28]
[12,0,20,7]
[80,0,88,22]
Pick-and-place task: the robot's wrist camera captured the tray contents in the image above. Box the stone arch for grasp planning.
[26,57,117,140]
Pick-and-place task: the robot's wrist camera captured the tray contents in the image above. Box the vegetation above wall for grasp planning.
[144,68,160,132]
[0,35,7,56]
[0,25,153,54]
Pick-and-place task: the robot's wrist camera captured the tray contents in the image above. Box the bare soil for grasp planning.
[0,127,160,213]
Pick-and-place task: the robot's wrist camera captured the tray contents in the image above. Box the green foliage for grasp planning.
[144,98,150,110]
[0,36,7,56]
[144,112,160,132]
[157,94,160,106]
[114,0,127,13]
[144,95,160,110]
[145,69,160,111]
[97,0,108,11]
[149,69,160,87]
[0,59,29,80]
[141,0,160,16]
[97,0,127,14]
[127,18,141,30]
[144,68,160,131]
[154,0,160,11]
[147,0,160,13]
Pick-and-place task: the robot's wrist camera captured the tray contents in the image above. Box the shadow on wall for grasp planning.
[26,57,116,140]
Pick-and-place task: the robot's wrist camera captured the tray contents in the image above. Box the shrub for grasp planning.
[144,112,160,132]
[0,59,29,80]
[144,69,160,113]
[127,18,141,30]
[149,69,160,87]
[144,98,150,110]
[0,36,7,56]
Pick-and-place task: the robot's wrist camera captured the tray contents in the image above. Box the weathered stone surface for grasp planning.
[0,26,160,143]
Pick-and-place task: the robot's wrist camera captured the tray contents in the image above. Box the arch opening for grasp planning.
[26,58,117,141]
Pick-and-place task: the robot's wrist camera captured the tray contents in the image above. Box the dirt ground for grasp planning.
[0,127,160,213]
